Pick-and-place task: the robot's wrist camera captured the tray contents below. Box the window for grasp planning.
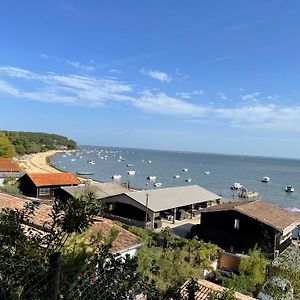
[234,218,240,229]
[39,187,50,196]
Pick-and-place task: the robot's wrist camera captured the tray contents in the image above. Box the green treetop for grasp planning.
[0,131,16,158]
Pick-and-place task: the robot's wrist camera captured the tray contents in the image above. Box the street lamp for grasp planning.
[145,193,149,229]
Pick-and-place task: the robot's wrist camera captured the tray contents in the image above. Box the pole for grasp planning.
[145,193,149,229]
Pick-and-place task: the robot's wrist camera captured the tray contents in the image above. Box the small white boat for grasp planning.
[70,158,76,162]
[261,176,270,182]
[147,176,157,181]
[154,182,162,187]
[185,178,192,182]
[127,163,133,167]
[148,160,152,163]
[127,170,136,176]
[285,185,295,193]
[204,171,210,175]
[174,175,180,178]
[87,160,95,165]
[112,174,122,180]
[230,182,243,190]
[182,168,188,172]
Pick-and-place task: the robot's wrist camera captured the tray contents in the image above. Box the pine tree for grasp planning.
[0,131,16,158]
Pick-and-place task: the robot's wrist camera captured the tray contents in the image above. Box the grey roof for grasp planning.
[124,185,221,212]
[61,182,128,199]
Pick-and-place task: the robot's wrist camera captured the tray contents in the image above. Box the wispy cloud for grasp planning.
[241,92,260,101]
[40,53,95,72]
[217,92,228,100]
[176,90,204,99]
[140,68,172,83]
[1,65,300,132]
[224,20,266,32]
[204,56,235,64]
[0,66,132,106]
[132,91,208,117]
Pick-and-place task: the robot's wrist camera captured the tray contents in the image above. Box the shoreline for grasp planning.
[15,150,65,174]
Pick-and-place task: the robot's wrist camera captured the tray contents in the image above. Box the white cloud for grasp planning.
[217,92,228,100]
[241,92,260,101]
[176,90,204,99]
[217,104,300,132]
[0,66,133,106]
[109,69,122,74]
[140,68,172,82]
[65,60,95,72]
[132,91,208,117]
[40,53,95,72]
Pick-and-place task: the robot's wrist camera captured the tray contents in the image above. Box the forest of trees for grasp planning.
[1,130,77,156]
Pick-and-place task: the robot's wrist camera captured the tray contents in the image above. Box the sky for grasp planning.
[1,0,300,158]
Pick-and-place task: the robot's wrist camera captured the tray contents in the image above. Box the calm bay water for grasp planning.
[50,146,300,209]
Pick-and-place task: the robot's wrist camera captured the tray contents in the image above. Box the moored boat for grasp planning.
[154,182,162,187]
[261,176,270,182]
[285,185,295,193]
[182,168,188,172]
[174,175,180,178]
[185,178,192,182]
[112,174,122,180]
[127,170,136,175]
[230,182,243,190]
[76,171,95,176]
[147,176,156,181]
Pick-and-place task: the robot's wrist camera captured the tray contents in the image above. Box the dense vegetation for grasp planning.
[0,132,15,158]
[2,130,77,155]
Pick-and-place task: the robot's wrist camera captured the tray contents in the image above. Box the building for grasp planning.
[0,192,141,256]
[18,172,81,199]
[102,185,221,230]
[0,158,23,185]
[197,200,300,256]
[180,279,255,300]
[82,216,142,257]
[57,181,129,202]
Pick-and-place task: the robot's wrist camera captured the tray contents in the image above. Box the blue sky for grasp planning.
[1,0,300,158]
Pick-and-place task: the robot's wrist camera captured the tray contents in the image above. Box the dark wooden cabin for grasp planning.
[18,172,81,199]
[196,200,300,257]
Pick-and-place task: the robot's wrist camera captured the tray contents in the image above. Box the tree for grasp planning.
[208,288,236,300]
[0,131,15,158]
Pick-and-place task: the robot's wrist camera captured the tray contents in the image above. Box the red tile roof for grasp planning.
[0,158,21,172]
[0,192,53,228]
[25,172,81,187]
[180,279,255,300]
[88,216,140,254]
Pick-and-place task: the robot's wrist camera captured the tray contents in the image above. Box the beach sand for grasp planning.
[16,150,63,173]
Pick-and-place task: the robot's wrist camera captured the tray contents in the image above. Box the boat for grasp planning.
[154,182,162,187]
[261,176,270,182]
[70,158,76,162]
[76,171,95,176]
[148,160,152,163]
[174,175,180,178]
[230,182,243,190]
[127,163,133,167]
[185,178,192,182]
[87,160,95,165]
[285,185,295,193]
[204,171,210,175]
[147,176,156,181]
[112,174,122,180]
[182,168,188,172]
[127,170,136,176]
[238,188,259,198]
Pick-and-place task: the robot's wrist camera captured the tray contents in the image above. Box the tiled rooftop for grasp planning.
[0,158,21,172]
[180,279,256,300]
[25,172,81,187]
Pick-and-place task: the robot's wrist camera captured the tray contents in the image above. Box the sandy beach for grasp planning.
[16,150,63,173]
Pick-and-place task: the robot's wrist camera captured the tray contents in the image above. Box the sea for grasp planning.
[50,146,300,209]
